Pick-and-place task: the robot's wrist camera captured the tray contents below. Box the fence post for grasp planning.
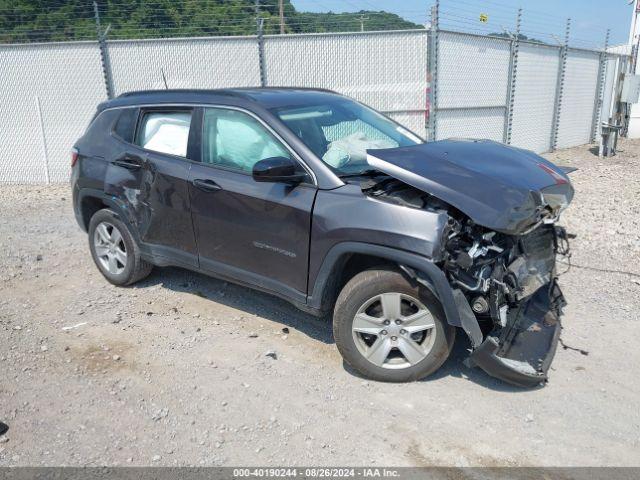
[256,0,267,87]
[503,8,522,145]
[550,18,570,151]
[93,1,114,99]
[426,1,439,141]
[35,96,50,184]
[590,29,610,143]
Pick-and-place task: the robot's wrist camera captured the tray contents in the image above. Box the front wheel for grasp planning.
[333,268,455,382]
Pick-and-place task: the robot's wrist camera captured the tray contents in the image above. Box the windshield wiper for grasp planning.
[338,169,386,179]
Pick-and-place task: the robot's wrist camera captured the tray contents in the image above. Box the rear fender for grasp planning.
[76,188,140,243]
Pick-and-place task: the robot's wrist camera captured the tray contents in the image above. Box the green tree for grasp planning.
[0,0,423,43]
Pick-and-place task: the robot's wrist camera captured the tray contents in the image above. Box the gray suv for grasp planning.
[71,88,574,387]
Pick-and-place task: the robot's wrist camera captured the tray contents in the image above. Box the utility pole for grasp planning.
[359,14,369,32]
[629,0,639,44]
[279,0,285,34]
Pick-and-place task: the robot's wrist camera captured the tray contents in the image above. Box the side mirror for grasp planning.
[252,156,306,184]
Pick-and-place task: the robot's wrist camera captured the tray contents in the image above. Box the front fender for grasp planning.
[307,242,483,346]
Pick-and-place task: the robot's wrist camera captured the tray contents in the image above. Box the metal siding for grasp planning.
[107,36,261,94]
[263,30,428,136]
[556,49,601,149]
[0,42,106,183]
[510,43,561,153]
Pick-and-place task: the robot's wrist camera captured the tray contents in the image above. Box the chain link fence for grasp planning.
[435,31,511,142]
[430,30,610,153]
[510,43,561,153]
[264,30,428,135]
[555,49,602,149]
[0,41,107,183]
[0,20,629,183]
[108,36,262,94]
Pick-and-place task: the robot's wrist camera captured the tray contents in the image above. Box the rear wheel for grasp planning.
[333,268,455,382]
[88,209,152,286]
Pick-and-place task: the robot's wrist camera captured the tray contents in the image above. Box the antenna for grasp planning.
[160,68,169,90]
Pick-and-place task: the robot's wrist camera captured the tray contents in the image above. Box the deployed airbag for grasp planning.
[323,132,394,169]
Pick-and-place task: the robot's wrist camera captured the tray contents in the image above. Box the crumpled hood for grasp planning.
[367,139,574,235]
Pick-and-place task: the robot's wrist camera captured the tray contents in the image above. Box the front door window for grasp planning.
[202,108,290,172]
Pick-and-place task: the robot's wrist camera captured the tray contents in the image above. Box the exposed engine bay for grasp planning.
[361,175,573,386]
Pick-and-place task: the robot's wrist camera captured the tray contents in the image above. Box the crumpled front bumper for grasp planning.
[469,280,565,388]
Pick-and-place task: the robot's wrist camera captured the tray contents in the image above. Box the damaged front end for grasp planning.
[362,140,576,387]
[442,216,571,387]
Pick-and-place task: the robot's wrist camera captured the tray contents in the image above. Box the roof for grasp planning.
[607,44,632,55]
[99,87,342,111]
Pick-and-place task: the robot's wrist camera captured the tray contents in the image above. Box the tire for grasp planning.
[333,268,455,382]
[88,208,152,286]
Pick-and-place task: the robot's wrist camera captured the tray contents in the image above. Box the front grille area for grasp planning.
[508,226,557,299]
[520,226,555,260]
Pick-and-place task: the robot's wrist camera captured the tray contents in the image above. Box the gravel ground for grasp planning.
[0,139,639,467]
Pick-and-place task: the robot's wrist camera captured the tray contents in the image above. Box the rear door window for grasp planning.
[112,108,138,143]
[135,110,192,158]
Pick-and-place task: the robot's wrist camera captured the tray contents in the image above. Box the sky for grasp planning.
[291,0,633,48]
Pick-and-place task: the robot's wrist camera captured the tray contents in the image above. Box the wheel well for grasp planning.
[319,253,395,313]
[80,196,108,230]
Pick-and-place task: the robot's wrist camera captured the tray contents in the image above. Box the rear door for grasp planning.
[105,106,198,267]
[189,106,317,302]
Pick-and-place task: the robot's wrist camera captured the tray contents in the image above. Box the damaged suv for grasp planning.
[71,88,573,387]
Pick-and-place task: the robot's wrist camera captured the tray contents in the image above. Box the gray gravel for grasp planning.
[1,139,639,467]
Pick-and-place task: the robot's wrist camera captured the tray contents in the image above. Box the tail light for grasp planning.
[71,148,79,167]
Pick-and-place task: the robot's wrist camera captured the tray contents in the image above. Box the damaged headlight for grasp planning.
[541,184,573,217]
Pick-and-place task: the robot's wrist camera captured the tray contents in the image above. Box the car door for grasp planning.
[105,106,198,267]
[189,106,317,302]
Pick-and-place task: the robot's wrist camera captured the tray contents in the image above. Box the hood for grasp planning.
[366,139,574,235]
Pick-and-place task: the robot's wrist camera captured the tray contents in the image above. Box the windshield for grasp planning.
[270,98,423,176]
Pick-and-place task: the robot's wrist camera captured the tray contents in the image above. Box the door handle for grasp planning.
[112,154,143,170]
[192,178,222,192]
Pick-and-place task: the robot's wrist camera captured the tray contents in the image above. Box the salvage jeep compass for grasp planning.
[71,88,574,387]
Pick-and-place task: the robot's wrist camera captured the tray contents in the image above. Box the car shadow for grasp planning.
[135,266,334,345]
[138,266,536,392]
[420,336,538,392]
[343,337,538,392]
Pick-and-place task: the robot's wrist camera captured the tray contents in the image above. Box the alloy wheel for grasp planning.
[93,221,127,275]
[351,292,436,369]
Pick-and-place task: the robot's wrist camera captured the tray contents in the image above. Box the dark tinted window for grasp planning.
[113,108,138,143]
